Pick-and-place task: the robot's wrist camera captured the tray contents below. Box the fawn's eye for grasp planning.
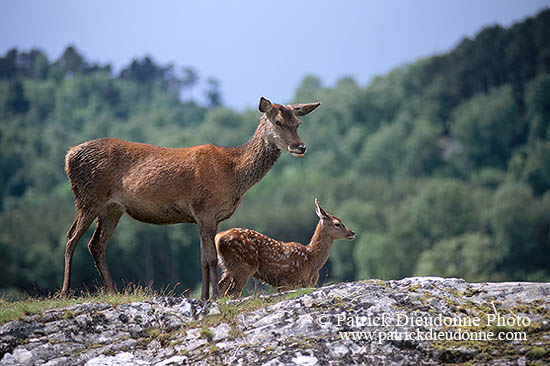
[334,222,341,228]
[275,120,282,126]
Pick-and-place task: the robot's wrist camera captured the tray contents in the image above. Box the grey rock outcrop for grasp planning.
[1,277,549,365]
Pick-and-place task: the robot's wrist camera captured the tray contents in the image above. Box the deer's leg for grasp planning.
[225,264,255,298]
[227,274,250,299]
[197,220,219,300]
[218,272,232,297]
[87,204,123,293]
[310,273,320,288]
[61,209,97,297]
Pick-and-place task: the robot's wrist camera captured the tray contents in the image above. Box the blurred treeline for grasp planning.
[1,10,550,297]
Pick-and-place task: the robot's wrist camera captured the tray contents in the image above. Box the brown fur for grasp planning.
[61,97,320,299]
[216,199,355,298]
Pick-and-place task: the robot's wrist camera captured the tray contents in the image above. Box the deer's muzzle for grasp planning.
[288,144,307,157]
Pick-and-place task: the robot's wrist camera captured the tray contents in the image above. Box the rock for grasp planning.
[85,352,147,366]
[1,277,549,365]
[154,355,188,366]
[291,353,318,365]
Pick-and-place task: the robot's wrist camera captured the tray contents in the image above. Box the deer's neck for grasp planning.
[306,221,335,273]
[235,117,281,195]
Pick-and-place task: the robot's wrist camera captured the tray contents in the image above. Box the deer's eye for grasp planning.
[275,120,282,126]
[334,222,341,228]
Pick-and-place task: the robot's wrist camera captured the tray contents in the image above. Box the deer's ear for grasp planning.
[259,97,273,113]
[291,102,321,116]
[315,198,329,220]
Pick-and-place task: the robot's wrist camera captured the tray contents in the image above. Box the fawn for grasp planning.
[215,199,355,297]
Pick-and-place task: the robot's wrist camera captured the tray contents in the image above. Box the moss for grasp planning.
[330,295,347,308]
[512,301,550,318]
[147,328,161,338]
[62,310,75,319]
[157,332,172,347]
[408,284,420,292]
[208,344,220,354]
[432,320,547,362]
[200,326,214,342]
[85,343,104,350]
[228,326,243,339]
[285,335,317,350]
[103,348,117,356]
[426,292,550,363]
[422,290,433,298]
[526,346,549,360]
[447,288,464,298]
[489,325,516,335]
[444,297,459,307]
[463,287,486,297]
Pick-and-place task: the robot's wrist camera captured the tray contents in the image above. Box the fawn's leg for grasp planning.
[226,264,255,298]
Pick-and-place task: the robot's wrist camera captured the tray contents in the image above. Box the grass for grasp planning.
[0,284,316,327]
[203,287,316,329]
[200,326,214,342]
[0,284,159,325]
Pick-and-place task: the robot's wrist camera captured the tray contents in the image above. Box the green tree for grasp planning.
[415,233,502,281]
[450,85,520,174]
[525,73,550,143]
[402,118,444,176]
[508,141,550,196]
[354,233,402,280]
[56,46,86,76]
[205,77,222,107]
[356,122,407,179]
[5,81,29,115]
[490,182,550,278]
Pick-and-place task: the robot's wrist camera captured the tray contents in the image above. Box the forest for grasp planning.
[1,10,549,298]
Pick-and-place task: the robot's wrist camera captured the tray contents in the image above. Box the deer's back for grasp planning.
[65,137,241,223]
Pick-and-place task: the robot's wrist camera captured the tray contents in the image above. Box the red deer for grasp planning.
[216,199,355,298]
[61,97,320,299]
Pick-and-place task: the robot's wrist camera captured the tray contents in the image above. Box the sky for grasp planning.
[1,0,549,110]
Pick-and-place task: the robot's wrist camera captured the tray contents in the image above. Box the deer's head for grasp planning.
[315,199,356,240]
[259,97,320,157]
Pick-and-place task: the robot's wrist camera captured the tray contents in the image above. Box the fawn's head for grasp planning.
[315,199,356,240]
[258,97,320,157]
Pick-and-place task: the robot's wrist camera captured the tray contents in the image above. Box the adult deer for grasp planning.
[216,199,355,298]
[61,97,320,299]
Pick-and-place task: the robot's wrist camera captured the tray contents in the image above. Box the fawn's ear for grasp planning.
[259,97,273,113]
[291,102,321,116]
[315,198,329,220]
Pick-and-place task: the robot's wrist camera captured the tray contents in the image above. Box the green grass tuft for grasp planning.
[200,326,214,342]
[0,284,159,325]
